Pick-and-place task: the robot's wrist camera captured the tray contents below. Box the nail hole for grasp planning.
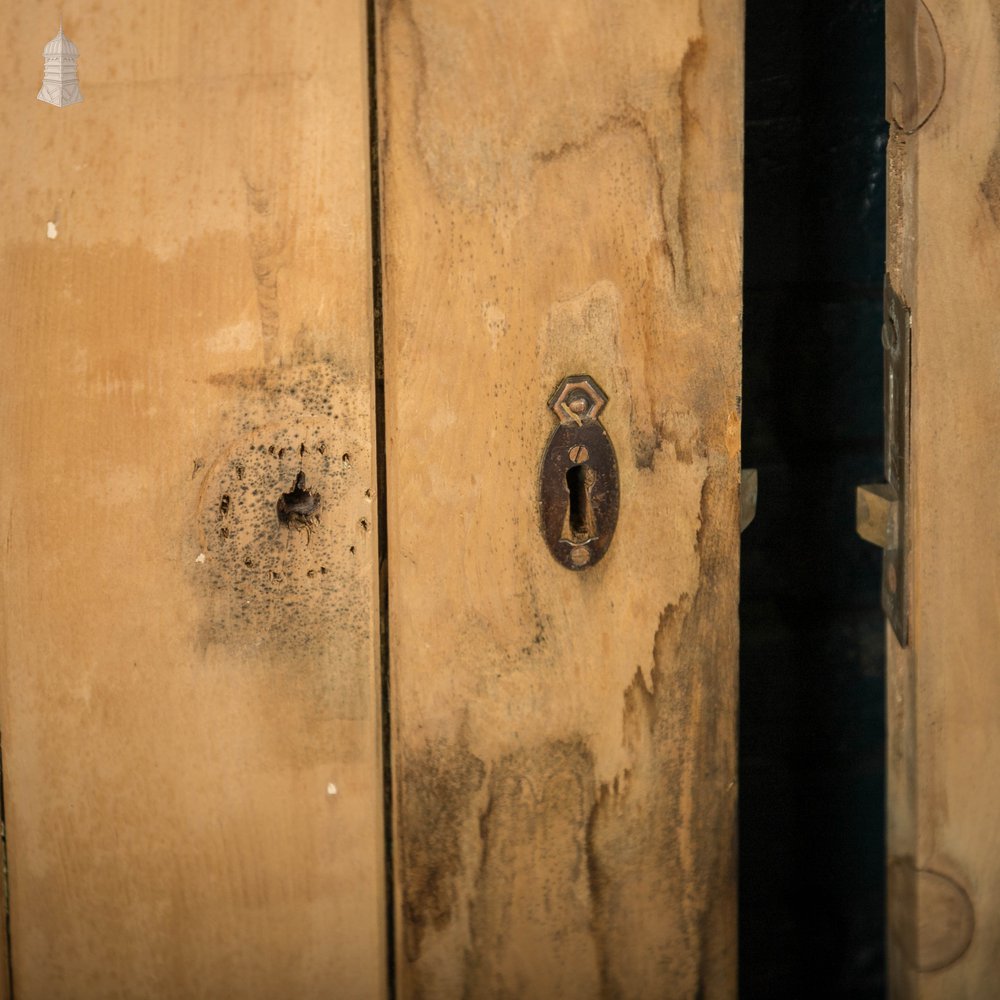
[276,471,321,528]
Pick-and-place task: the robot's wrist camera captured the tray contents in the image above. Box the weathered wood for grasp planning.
[376,1,743,996]
[886,0,1000,993]
[0,4,385,997]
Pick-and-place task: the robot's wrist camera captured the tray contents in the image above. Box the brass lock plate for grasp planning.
[880,278,910,645]
[858,278,910,645]
[539,375,619,570]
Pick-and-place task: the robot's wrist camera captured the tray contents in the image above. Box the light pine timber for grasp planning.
[886,0,1000,992]
[0,3,385,997]
[376,2,744,997]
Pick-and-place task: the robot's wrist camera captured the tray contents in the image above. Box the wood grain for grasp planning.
[376,1,743,996]
[0,3,385,997]
[886,0,1000,993]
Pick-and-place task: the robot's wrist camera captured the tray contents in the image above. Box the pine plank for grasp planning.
[886,0,1000,992]
[0,3,385,997]
[376,2,743,996]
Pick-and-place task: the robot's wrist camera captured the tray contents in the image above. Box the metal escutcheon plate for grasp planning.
[539,375,620,570]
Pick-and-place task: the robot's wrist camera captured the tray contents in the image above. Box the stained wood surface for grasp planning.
[886,0,1000,992]
[0,4,385,998]
[376,2,743,996]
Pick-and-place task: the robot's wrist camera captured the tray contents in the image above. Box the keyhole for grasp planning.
[566,462,596,540]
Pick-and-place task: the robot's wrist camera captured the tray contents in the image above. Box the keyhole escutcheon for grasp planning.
[539,375,619,570]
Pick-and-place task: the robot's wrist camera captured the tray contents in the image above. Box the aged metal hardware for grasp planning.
[740,468,758,532]
[856,277,910,645]
[539,374,619,570]
[856,482,898,549]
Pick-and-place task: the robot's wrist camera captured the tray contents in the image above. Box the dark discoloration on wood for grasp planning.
[980,143,1000,224]
[532,110,680,290]
[387,0,701,275]
[464,741,599,999]
[192,360,374,715]
[539,281,712,478]
[379,1,740,994]
[401,723,733,998]
[397,521,738,997]
[0,2,386,991]
[396,464,735,1000]
[677,33,708,292]
[980,6,1000,224]
[586,470,737,999]
[400,739,487,965]
[889,858,976,973]
[886,0,946,134]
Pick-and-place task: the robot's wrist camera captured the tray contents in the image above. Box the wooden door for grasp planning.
[0,3,386,998]
[1,2,744,996]
[884,0,1000,992]
[375,1,744,996]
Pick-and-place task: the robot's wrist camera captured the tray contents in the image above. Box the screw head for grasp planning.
[570,546,591,567]
[548,375,608,424]
[568,445,589,464]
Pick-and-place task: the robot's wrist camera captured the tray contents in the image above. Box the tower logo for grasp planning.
[37,22,82,108]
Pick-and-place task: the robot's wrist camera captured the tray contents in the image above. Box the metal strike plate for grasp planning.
[856,278,910,646]
[856,482,898,550]
[539,375,619,570]
[740,468,758,532]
